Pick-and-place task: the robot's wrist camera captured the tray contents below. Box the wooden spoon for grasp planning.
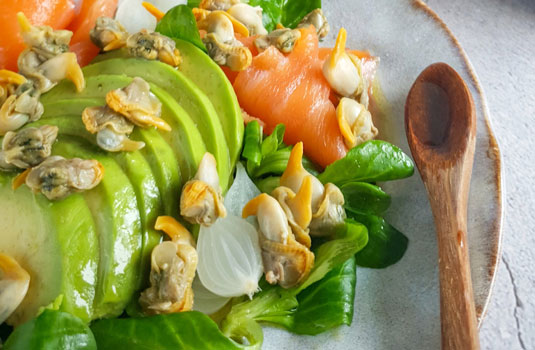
[405,62,480,350]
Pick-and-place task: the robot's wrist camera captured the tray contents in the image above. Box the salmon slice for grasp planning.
[233,26,348,168]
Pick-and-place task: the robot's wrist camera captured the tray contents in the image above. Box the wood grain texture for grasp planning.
[406,63,480,349]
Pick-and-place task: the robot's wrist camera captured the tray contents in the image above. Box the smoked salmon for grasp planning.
[233,26,347,168]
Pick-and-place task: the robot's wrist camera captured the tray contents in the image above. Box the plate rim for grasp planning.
[411,0,505,324]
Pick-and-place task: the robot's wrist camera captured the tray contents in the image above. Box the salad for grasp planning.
[0,0,414,349]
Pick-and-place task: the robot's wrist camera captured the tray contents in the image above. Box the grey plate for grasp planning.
[263,1,504,349]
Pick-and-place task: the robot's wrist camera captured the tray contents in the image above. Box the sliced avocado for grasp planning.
[94,45,244,170]
[52,137,142,319]
[82,59,231,190]
[41,75,207,188]
[149,84,206,180]
[0,174,99,325]
[24,116,165,287]
[42,98,103,118]
[113,148,162,288]
[174,39,243,169]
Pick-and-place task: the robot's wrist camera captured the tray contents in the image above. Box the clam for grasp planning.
[271,176,313,248]
[195,10,252,71]
[139,216,198,314]
[199,0,240,11]
[180,152,226,226]
[309,183,346,237]
[297,9,330,39]
[197,10,237,43]
[254,28,302,53]
[126,29,182,67]
[24,156,104,200]
[95,127,145,152]
[90,17,129,51]
[280,142,326,212]
[336,97,378,149]
[17,12,71,59]
[0,87,44,136]
[203,33,252,71]
[322,27,365,98]
[16,13,83,93]
[106,77,170,131]
[0,254,30,324]
[242,193,314,288]
[2,125,58,169]
[82,106,144,152]
[195,9,249,38]
[280,142,346,237]
[227,3,267,36]
[18,51,85,93]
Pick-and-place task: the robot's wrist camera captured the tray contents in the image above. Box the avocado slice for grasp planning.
[0,174,99,325]
[41,75,207,188]
[113,149,162,288]
[42,98,102,119]
[52,137,142,319]
[82,59,231,190]
[94,43,244,170]
[174,39,243,169]
[24,116,165,288]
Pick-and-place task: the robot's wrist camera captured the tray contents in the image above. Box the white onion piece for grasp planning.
[197,215,263,298]
[192,276,230,314]
[115,0,187,34]
[224,162,261,218]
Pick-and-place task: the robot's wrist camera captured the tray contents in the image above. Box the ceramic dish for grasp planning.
[263,1,504,348]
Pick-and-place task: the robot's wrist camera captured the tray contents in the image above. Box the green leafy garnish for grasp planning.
[347,210,409,269]
[242,121,319,182]
[222,220,368,344]
[249,0,322,31]
[91,312,253,350]
[155,5,206,52]
[341,182,391,216]
[318,140,414,186]
[4,310,96,350]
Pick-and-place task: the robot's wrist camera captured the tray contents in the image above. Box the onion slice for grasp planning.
[197,215,263,298]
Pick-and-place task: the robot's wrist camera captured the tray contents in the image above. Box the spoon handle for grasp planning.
[424,165,480,350]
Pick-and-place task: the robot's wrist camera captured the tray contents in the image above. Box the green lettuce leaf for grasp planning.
[155,5,206,52]
[291,256,356,334]
[341,182,391,216]
[222,220,368,342]
[347,210,409,268]
[4,310,96,350]
[318,140,414,186]
[91,311,255,350]
[249,0,322,31]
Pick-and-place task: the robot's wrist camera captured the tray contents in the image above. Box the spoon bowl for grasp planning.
[405,62,479,350]
[406,62,476,169]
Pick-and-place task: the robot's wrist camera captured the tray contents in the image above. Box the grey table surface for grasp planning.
[422,1,534,349]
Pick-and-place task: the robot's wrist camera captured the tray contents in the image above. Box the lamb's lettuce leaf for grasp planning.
[249,0,322,31]
[91,311,254,350]
[318,140,414,186]
[4,310,96,350]
[341,182,391,216]
[291,256,356,334]
[155,5,206,51]
[222,220,367,343]
[347,210,409,269]
[242,121,318,180]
